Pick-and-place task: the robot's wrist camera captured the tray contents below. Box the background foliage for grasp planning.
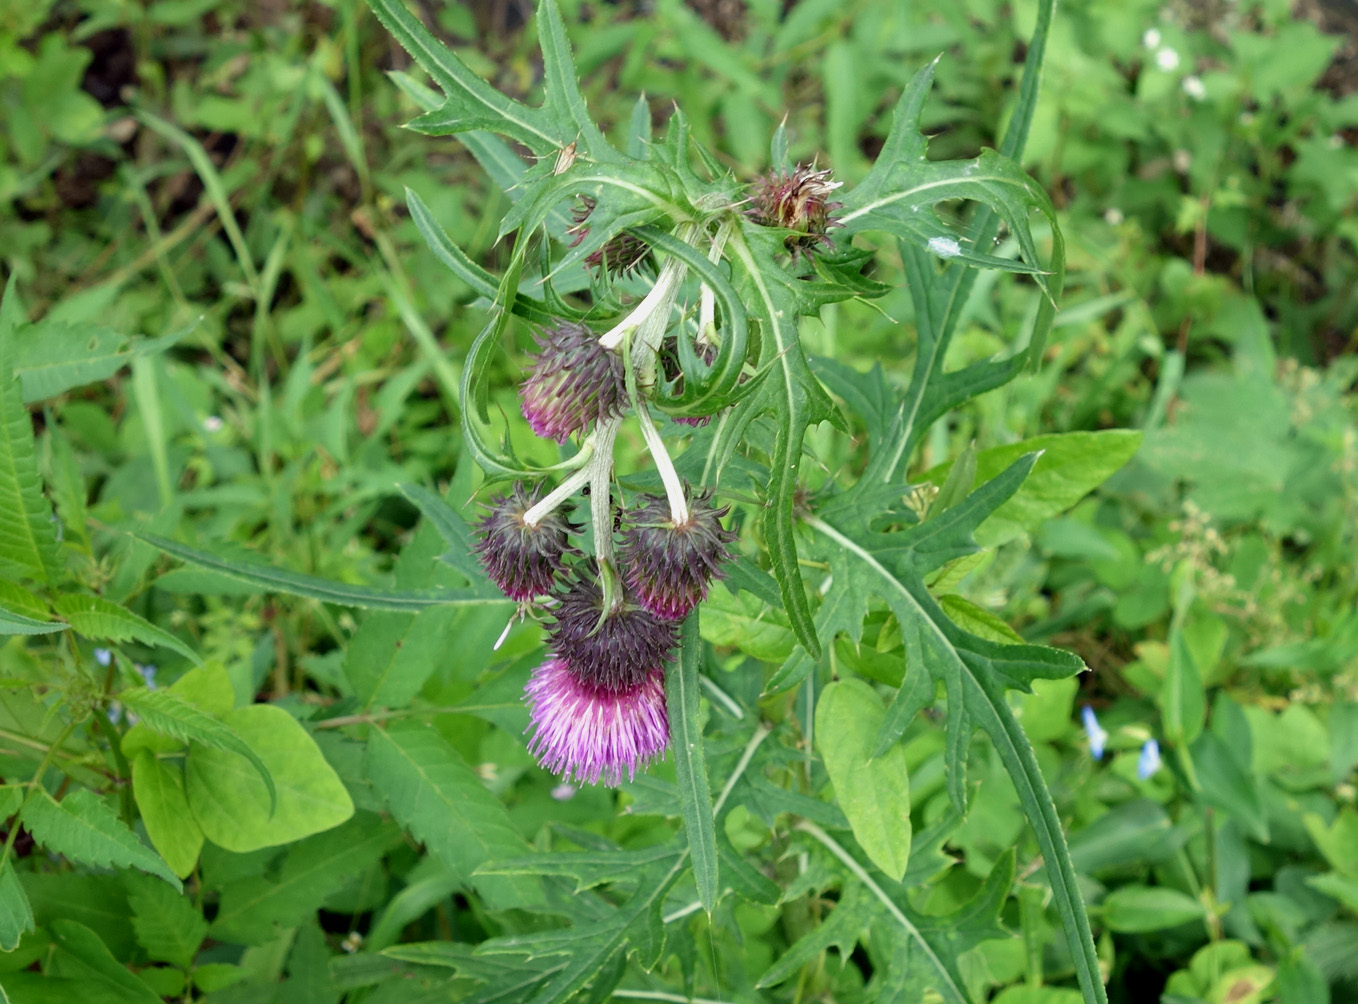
[1,0,1356,1002]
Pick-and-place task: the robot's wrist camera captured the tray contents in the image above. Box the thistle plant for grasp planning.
[367,0,1115,1001]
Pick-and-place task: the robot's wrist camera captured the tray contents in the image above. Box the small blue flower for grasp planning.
[136,664,158,689]
[1138,739,1162,780]
[106,702,122,725]
[1081,705,1108,761]
[93,648,112,668]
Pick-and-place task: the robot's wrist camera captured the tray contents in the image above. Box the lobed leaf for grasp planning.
[21,789,181,890]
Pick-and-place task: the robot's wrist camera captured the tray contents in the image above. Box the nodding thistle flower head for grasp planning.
[523,573,678,785]
[748,164,844,258]
[620,490,736,621]
[520,321,627,443]
[525,658,668,786]
[548,574,679,691]
[474,483,579,601]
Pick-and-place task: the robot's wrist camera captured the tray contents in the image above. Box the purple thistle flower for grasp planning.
[548,575,678,691]
[474,483,579,601]
[747,164,844,259]
[1081,704,1108,761]
[525,658,668,786]
[520,321,627,443]
[620,491,736,621]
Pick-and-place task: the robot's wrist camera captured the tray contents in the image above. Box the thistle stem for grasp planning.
[635,398,689,525]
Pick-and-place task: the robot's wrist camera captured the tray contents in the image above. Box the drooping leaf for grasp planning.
[137,532,509,612]
[21,789,181,890]
[666,614,718,911]
[53,594,202,667]
[0,859,34,952]
[129,750,204,880]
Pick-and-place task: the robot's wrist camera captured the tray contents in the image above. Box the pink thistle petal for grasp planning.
[525,658,669,787]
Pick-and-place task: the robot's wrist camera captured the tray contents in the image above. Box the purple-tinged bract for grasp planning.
[620,491,736,621]
[525,658,668,785]
[548,575,678,692]
[474,483,578,601]
[747,164,844,259]
[520,321,627,443]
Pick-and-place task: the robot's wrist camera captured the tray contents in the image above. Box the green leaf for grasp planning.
[137,532,510,612]
[807,458,1103,1004]
[840,61,1060,290]
[0,859,34,952]
[0,603,64,636]
[126,873,208,969]
[918,431,1143,547]
[477,840,685,893]
[129,750,203,880]
[815,678,912,881]
[1065,800,1181,875]
[342,609,460,710]
[666,614,718,912]
[210,813,401,945]
[118,687,274,810]
[364,0,557,153]
[185,705,353,852]
[21,789,181,889]
[1163,626,1205,750]
[1101,886,1205,933]
[756,882,872,988]
[366,723,540,908]
[1190,732,1267,842]
[47,919,162,1003]
[0,277,61,585]
[534,0,614,161]
[396,482,486,584]
[52,595,202,667]
[12,323,133,403]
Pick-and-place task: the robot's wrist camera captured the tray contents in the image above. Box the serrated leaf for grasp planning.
[210,813,400,944]
[365,0,557,153]
[667,614,718,912]
[185,705,353,852]
[806,458,1102,1004]
[816,678,912,881]
[118,687,274,810]
[47,919,163,1003]
[396,481,489,585]
[366,723,540,908]
[21,789,180,889]
[138,532,510,612]
[535,0,614,161]
[478,841,684,893]
[0,603,64,635]
[756,882,872,988]
[52,594,202,666]
[0,277,61,586]
[126,873,208,968]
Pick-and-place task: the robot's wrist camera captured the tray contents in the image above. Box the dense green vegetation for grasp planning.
[1,1,1355,1003]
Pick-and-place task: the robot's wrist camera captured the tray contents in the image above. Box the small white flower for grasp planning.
[1239,111,1256,126]
[93,648,112,667]
[1143,28,1162,49]
[203,415,224,433]
[1182,75,1206,101]
[1329,134,1344,150]
[1156,47,1180,72]
[551,782,577,801]
[1104,208,1124,226]
[1173,149,1193,173]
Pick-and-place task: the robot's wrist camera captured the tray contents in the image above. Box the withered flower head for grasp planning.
[473,483,578,601]
[520,321,627,443]
[747,164,844,258]
[620,490,736,621]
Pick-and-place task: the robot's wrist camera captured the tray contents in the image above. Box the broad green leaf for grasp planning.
[1065,800,1181,876]
[1101,886,1205,933]
[1190,733,1267,842]
[366,723,540,908]
[1304,809,1358,877]
[21,789,180,889]
[210,814,401,944]
[666,614,718,911]
[138,532,510,612]
[52,594,202,667]
[1307,873,1358,914]
[0,859,33,951]
[815,678,912,881]
[130,750,203,880]
[12,323,131,403]
[185,705,353,852]
[118,687,273,808]
[396,481,486,584]
[343,609,460,710]
[126,873,208,969]
[919,431,1143,546]
[0,277,61,585]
